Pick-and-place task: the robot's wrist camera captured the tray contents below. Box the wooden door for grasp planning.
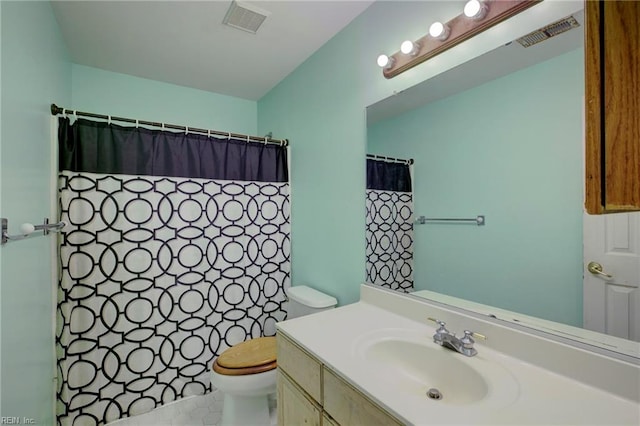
[583,212,640,341]
[585,0,640,213]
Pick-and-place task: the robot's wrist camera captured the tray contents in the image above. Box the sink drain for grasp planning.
[426,388,443,400]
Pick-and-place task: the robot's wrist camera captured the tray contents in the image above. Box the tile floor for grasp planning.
[108,390,277,426]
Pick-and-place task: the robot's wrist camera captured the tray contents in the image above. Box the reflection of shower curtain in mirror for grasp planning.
[365,159,413,292]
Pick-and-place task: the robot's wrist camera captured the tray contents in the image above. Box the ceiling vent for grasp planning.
[516,15,580,48]
[223,1,270,34]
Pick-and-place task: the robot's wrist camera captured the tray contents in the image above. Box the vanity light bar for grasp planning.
[377,0,542,78]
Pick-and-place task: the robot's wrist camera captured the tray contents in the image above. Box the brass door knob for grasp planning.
[587,261,613,279]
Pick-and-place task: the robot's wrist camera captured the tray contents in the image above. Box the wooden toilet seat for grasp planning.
[212,336,277,376]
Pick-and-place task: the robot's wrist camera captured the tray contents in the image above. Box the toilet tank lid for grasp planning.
[286,285,337,308]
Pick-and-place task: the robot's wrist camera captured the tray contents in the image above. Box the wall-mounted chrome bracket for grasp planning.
[1,218,10,245]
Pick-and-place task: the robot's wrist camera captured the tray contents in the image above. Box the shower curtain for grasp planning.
[55,118,290,425]
[365,158,414,292]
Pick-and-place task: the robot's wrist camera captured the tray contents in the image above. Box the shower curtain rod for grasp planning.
[366,153,414,165]
[50,104,289,147]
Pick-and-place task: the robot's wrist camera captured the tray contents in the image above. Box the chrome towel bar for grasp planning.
[415,215,485,226]
[1,217,66,245]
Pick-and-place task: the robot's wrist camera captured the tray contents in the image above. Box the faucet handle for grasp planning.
[428,317,451,334]
[462,330,487,343]
[459,331,485,357]
[427,317,444,326]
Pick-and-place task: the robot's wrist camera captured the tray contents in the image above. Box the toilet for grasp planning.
[210,285,337,426]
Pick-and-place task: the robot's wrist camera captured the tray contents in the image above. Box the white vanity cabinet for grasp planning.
[276,333,403,426]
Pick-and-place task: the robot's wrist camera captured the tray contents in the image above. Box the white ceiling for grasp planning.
[51,0,374,101]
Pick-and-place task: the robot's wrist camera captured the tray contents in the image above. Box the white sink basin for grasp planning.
[352,328,520,408]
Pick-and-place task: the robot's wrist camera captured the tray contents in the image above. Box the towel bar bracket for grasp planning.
[1,218,8,245]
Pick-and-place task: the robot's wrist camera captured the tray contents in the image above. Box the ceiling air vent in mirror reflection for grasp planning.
[223,1,270,34]
[516,15,580,48]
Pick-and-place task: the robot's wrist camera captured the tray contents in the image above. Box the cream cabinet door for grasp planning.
[323,368,403,426]
[277,334,323,402]
[277,371,321,426]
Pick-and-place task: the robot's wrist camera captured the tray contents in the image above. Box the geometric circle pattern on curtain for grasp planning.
[56,171,290,426]
[365,189,414,292]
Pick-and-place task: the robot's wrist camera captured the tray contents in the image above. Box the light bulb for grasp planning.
[377,54,394,70]
[464,0,488,20]
[400,40,420,56]
[429,21,450,41]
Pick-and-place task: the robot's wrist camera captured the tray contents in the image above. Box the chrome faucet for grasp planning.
[428,318,486,357]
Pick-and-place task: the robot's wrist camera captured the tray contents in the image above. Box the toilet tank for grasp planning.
[286,285,337,319]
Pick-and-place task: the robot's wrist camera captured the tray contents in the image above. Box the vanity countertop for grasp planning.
[277,291,639,425]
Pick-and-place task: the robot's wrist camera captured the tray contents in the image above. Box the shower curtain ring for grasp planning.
[107,115,111,125]
[246,136,250,143]
[264,137,268,145]
[185,126,189,135]
[207,129,211,138]
[135,119,139,128]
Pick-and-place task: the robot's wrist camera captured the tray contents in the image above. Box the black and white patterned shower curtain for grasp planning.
[365,158,414,292]
[55,118,290,425]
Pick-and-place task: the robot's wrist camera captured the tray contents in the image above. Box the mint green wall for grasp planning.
[368,49,584,326]
[258,24,367,306]
[72,64,257,135]
[257,1,584,310]
[1,1,71,422]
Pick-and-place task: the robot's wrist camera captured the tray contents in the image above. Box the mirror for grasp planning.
[365,6,640,359]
